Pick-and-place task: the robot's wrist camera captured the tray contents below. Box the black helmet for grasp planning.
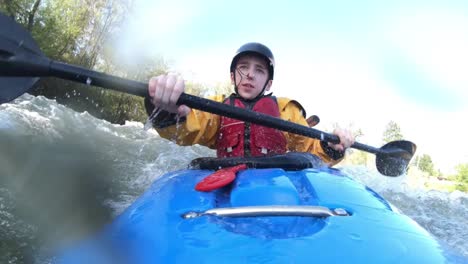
[230,42,275,80]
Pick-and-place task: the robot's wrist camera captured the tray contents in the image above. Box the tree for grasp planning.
[1,0,158,124]
[452,163,468,192]
[418,154,434,175]
[455,163,468,183]
[1,0,40,24]
[382,120,403,143]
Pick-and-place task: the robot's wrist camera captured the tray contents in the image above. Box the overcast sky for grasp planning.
[116,0,468,173]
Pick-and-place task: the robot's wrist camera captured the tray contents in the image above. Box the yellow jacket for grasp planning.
[154,95,343,166]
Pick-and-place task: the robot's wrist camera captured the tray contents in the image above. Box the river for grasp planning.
[1,94,467,263]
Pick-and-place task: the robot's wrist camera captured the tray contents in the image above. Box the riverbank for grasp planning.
[406,167,461,192]
[341,152,464,193]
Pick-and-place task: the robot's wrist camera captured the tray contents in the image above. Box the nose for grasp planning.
[246,67,255,78]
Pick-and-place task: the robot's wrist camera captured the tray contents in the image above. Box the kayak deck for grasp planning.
[58,167,452,263]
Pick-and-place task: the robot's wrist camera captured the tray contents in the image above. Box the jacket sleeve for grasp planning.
[145,95,225,148]
[277,97,344,166]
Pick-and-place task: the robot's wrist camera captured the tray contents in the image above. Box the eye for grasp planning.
[237,65,248,71]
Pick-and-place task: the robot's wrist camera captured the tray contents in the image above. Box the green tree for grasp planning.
[2,0,161,124]
[418,154,434,175]
[451,163,468,192]
[382,120,403,143]
[455,163,468,182]
[354,128,364,139]
[91,54,170,124]
[1,0,41,25]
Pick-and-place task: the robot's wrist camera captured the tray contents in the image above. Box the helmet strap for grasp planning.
[232,64,272,100]
[233,74,270,101]
[252,81,269,100]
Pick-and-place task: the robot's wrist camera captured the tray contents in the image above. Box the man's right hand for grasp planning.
[148,74,191,116]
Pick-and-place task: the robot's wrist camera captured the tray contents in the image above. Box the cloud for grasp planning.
[383,8,468,109]
[117,0,203,63]
[177,50,231,86]
[271,38,467,173]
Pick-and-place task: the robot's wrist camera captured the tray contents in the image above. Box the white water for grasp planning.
[0,94,467,263]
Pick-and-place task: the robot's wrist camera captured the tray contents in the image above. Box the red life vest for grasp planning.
[216,95,287,158]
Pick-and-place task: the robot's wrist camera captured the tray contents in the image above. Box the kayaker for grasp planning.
[145,42,354,165]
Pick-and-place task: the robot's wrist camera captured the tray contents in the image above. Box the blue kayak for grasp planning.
[57,153,460,263]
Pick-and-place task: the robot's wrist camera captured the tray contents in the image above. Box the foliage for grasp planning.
[32,0,91,61]
[338,126,369,166]
[353,128,364,139]
[186,80,233,97]
[453,163,468,192]
[417,154,435,175]
[1,0,238,124]
[1,0,39,26]
[382,120,403,143]
[2,0,95,61]
[454,183,468,192]
[1,0,159,124]
[345,151,370,166]
[88,49,170,123]
[455,163,468,182]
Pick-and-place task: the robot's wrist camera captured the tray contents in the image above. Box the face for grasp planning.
[307,118,317,127]
[231,54,272,100]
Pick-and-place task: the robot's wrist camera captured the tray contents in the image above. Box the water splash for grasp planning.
[341,165,468,258]
[172,114,184,142]
[175,114,182,131]
[144,108,162,131]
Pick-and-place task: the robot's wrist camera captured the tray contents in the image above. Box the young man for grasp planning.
[145,42,354,165]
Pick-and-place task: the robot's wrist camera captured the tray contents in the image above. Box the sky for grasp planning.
[116,0,468,173]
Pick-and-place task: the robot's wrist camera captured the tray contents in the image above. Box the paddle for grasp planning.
[0,13,416,176]
[195,164,247,192]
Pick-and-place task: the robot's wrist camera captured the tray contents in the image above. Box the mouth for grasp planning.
[241,83,254,89]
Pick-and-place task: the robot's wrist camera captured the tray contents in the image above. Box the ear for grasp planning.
[265,80,273,91]
[230,72,235,84]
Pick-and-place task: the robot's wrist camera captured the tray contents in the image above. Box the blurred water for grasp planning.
[0,94,467,263]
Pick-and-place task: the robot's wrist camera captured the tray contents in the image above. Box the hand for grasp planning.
[328,128,355,152]
[148,74,191,116]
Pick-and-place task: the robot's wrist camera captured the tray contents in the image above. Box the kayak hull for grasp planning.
[58,168,456,263]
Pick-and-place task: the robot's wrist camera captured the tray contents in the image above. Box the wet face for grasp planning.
[231,54,272,100]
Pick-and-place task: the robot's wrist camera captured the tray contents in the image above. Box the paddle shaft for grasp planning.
[181,93,381,154]
[2,52,382,154]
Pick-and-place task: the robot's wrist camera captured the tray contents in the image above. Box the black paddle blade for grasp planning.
[376,140,417,177]
[0,13,42,104]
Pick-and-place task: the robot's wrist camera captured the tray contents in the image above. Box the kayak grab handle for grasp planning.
[182,205,349,219]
